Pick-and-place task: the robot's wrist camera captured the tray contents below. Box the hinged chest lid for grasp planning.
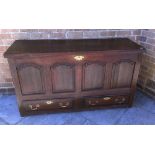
[4,38,144,58]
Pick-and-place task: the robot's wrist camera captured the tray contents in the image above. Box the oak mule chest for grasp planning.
[4,38,143,116]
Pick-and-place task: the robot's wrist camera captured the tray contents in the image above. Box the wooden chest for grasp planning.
[4,38,143,116]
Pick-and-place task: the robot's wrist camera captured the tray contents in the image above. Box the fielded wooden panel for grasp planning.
[51,63,76,93]
[111,60,135,88]
[16,64,45,95]
[82,62,106,90]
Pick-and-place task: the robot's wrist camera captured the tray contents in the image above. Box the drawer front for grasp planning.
[22,98,73,112]
[85,95,129,106]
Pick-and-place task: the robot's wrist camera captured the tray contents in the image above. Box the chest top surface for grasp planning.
[4,38,143,58]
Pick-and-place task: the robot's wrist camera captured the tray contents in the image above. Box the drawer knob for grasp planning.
[29,104,40,111]
[74,56,84,61]
[59,102,70,108]
[46,100,54,105]
[103,97,111,100]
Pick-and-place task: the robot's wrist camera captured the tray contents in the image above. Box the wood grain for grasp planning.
[3,38,143,116]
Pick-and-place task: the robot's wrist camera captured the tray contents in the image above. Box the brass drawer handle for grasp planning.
[115,97,126,103]
[88,100,96,106]
[74,56,84,61]
[59,102,70,108]
[29,104,40,111]
[46,100,54,105]
[103,97,111,100]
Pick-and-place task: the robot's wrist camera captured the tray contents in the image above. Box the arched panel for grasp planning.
[111,60,135,88]
[51,63,75,93]
[17,64,45,95]
[82,62,106,90]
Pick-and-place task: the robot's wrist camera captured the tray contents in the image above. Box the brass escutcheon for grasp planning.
[74,56,84,61]
[103,97,111,100]
[46,100,54,105]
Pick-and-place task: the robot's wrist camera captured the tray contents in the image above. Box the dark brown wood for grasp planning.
[84,95,129,107]
[111,60,135,88]
[4,38,143,58]
[51,63,76,93]
[16,63,45,95]
[4,38,144,116]
[82,62,106,90]
[23,98,74,112]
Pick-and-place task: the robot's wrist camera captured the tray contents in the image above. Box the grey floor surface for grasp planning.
[0,90,155,125]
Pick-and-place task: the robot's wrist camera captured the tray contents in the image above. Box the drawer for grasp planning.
[85,95,129,107]
[22,98,73,112]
